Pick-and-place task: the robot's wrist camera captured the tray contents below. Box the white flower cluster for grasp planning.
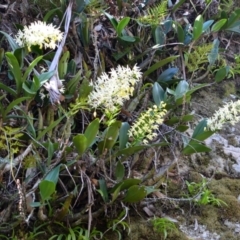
[88,65,142,111]
[206,100,240,131]
[128,103,167,145]
[15,21,63,50]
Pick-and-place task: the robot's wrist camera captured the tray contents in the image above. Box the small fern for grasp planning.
[0,126,24,157]
[185,44,214,73]
[138,1,168,26]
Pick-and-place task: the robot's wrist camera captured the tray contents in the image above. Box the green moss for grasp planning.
[188,171,204,183]
[217,195,240,221]
[222,81,236,97]
[124,217,188,240]
[209,178,240,197]
[167,229,189,240]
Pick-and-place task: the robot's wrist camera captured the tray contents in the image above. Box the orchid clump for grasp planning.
[15,21,63,50]
[206,100,240,131]
[88,65,142,112]
[128,102,167,145]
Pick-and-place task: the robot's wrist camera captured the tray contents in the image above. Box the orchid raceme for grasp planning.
[15,21,63,50]
[205,99,240,131]
[88,65,142,112]
[128,102,167,145]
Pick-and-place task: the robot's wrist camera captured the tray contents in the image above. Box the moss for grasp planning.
[123,217,188,240]
[216,195,240,221]
[188,171,205,183]
[200,205,221,231]
[166,179,184,197]
[123,219,157,240]
[209,178,240,197]
[167,228,189,240]
[222,81,236,97]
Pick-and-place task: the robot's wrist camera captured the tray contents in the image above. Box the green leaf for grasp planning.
[104,12,118,30]
[37,115,65,140]
[192,119,208,139]
[79,78,92,99]
[154,26,166,45]
[163,19,173,34]
[38,70,55,85]
[193,130,215,141]
[67,59,76,75]
[66,69,82,95]
[145,186,158,195]
[0,83,17,97]
[175,80,189,100]
[0,48,4,71]
[22,75,41,95]
[73,134,88,155]
[47,140,54,166]
[98,179,109,202]
[3,97,30,120]
[123,185,147,203]
[5,52,22,94]
[225,20,240,33]
[115,161,125,182]
[69,228,76,240]
[23,82,36,95]
[186,83,210,96]
[215,66,229,82]
[102,121,122,150]
[176,23,184,43]
[208,39,219,65]
[172,0,186,12]
[193,15,203,40]
[119,122,130,150]
[165,116,180,125]
[211,19,227,32]
[75,0,86,13]
[43,8,62,22]
[223,11,239,30]
[152,82,165,105]
[117,17,130,36]
[78,17,90,47]
[84,118,99,148]
[203,20,214,32]
[182,141,212,154]
[143,56,179,76]
[14,48,25,68]
[116,145,147,157]
[182,114,194,122]
[58,51,70,79]
[111,184,122,203]
[23,55,43,82]
[45,165,61,184]
[39,180,56,201]
[176,125,189,132]
[119,36,136,42]
[175,94,191,105]
[157,68,178,82]
[31,75,41,91]
[0,31,19,51]
[110,179,141,193]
